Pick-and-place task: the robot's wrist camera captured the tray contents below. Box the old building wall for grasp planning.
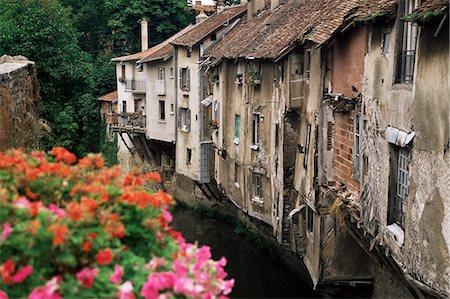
[145,59,177,143]
[175,46,201,181]
[361,18,450,295]
[333,112,360,192]
[330,26,367,96]
[0,56,39,151]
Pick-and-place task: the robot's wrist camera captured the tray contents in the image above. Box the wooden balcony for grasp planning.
[111,113,146,134]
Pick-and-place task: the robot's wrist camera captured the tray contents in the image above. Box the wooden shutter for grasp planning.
[187,109,191,132]
[186,68,190,91]
[177,107,181,129]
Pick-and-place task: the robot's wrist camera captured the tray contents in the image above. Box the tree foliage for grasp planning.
[0,0,195,159]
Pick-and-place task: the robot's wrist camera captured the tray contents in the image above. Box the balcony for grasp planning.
[125,79,146,94]
[111,113,146,134]
[155,80,165,95]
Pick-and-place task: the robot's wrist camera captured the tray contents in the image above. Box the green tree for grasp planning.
[0,0,100,156]
[106,0,195,54]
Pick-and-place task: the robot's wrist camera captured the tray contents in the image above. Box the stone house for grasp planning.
[98,90,118,127]
[170,5,247,183]
[110,0,449,296]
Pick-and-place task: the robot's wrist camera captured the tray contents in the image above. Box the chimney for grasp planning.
[141,19,148,52]
[270,0,280,11]
[196,9,208,24]
[254,0,265,12]
[217,0,224,14]
[247,0,254,20]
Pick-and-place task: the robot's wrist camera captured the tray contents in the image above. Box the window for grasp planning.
[389,147,410,229]
[121,65,126,81]
[275,123,279,149]
[210,33,217,41]
[187,47,192,57]
[136,63,143,72]
[170,67,174,78]
[251,113,260,149]
[354,113,361,180]
[396,0,418,83]
[304,48,311,80]
[186,148,192,164]
[179,108,191,132]
[233,115,240,144]
[234,162,240,187]
[382,31,391,54]
[122,101,127,113]
[253,173,263,199]
[327,122,334,151]
[306,205,314,233]
[159,100,165,121]
[303,124,311,168]
[134,99,140,113]
[170,104,174,114]
[180,67,190,91]
[158,67,165,80]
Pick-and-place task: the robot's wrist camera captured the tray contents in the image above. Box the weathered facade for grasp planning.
[111,0,450,296]
[0,55,39,151]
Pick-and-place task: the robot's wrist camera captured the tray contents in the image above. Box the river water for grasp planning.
[171,206,320,298]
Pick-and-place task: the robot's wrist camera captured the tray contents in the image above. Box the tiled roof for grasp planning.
[208,0,397,60]
[409,0,448,22]
[98,90,118,102]
[171,5,247,47]
[111,25,194,63]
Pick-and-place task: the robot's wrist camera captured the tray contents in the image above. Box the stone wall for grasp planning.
[0,55,39,151]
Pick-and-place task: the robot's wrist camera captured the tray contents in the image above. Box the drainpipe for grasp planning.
[174,47,179,169]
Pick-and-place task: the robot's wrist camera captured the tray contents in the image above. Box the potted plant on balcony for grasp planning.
[208,119,219,130]
[246,70,261,86]
[210,73,219,85]
[235,73,243,85]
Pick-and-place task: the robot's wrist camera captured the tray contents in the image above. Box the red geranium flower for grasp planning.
[95,248,114,265]
[0,259,15,284]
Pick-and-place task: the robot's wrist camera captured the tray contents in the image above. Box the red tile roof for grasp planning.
[410,0,448,22]
[98,90,118,102]
[171,5,247,47]
[208,0,397,60]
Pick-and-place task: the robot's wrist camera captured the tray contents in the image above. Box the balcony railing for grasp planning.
[111,113,146,134]
[125,79,146,93]
[396,50,415,84]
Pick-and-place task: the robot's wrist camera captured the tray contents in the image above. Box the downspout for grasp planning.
[174,46,179,169]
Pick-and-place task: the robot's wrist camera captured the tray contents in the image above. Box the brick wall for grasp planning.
[331,26,366,96]
[333,112,359,192]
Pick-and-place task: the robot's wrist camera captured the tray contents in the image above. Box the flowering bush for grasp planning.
[0,148,234,298]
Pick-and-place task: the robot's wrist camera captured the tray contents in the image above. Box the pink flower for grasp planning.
[29,277,61,299]
[76,267,99,288]
[0,289,7,299]
[118,281,135,299]
[1,223,12,241]
[144,257,166,271]
[13,197,30,209]
[48,204,66,219]
[109,265,123,284]
[12,265,33,284]
[161,207,172,224]
[141,272,175,299]
[172,259,187,278]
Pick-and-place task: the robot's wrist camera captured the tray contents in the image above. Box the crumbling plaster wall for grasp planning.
[361,21,450,294]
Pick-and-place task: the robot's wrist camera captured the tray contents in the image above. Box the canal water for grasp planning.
[171,206,321,298]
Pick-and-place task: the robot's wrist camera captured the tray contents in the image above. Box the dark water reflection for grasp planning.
[171,206,320,299]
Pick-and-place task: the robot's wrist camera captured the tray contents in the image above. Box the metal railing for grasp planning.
[125,79,146,93]
[396,50,415,83]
